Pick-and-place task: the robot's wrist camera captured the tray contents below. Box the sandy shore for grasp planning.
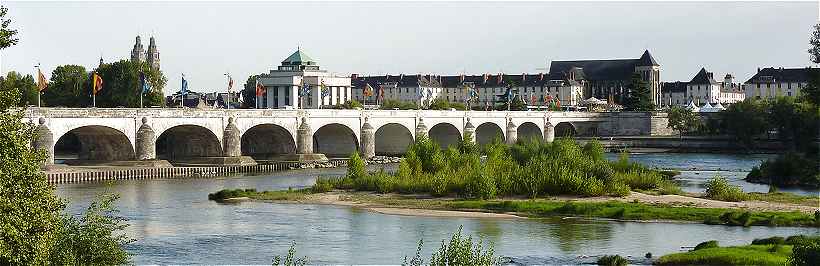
[264,191,817,220]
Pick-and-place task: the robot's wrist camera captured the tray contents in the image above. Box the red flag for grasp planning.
[255,80,265,96]
[363,83,373,97]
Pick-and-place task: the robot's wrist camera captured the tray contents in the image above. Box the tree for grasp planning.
[667,106,701,139]
[241,73,265,108]
[0,6,18,49]
[42,65,90,107]
[809,23,820,64]
[0,71,37,107]
[623,73,655,111]
[0,14,131,265]
[721,99,769,149]
[93,60,166,108]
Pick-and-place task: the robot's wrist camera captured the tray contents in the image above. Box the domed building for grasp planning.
[257,48,352,109]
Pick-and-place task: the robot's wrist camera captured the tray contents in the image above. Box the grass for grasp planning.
[344,194,820,227]
[655,244,792,266]
[208,188,310,201]
[746,192,820,206]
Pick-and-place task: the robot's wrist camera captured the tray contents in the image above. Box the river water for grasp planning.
[56,153,819,265]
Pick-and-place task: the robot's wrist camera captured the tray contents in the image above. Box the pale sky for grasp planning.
[2,1,818,94]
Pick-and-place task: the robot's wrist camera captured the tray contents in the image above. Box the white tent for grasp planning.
[583,97,607,105]
[699,102,724,113]
[686,101,700,112]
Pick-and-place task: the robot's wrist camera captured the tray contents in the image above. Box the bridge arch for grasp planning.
[428,122,461,149]
[156,125,222,160]
[517,122,542,142]
[54,125,135,163]
[241,124,296,159]
[375,123,413,156]
[313,123,359,158]
[555,122,577,137]
[475,122,504,146]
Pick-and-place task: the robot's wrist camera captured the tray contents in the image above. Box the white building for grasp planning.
[661,81,688,107]
[257,49,352,109]
[744,67,812,100]
[684,68,744,106]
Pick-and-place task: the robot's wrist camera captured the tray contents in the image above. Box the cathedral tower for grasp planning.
[130,36,145,63]
[146,36,160,70]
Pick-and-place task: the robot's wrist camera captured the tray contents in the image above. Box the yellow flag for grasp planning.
[37,69,47,91]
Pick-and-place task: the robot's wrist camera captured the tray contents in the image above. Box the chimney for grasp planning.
[757,67,760,72]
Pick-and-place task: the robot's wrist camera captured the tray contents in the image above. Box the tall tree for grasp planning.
[721,99,769,149]
[667,106,702,139]
[809,23,820,64]
[42,65,89,107]
[0,6,17,49]
[623,73,655,111]
[0,71,37,107]
[93,60,166,108]
[241,73,265,108]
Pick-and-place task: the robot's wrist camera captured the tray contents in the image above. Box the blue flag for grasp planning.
[180,74,188,94]
[140,71,151,94]
[300,82,311,96]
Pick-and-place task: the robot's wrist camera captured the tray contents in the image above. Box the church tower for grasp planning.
[635,50,661,106]
[130,36,145,63]
[146,36,160,70]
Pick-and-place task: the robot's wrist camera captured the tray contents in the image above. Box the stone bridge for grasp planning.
[24,108,671,165]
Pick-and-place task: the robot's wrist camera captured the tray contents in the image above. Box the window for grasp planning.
[788,92,792,96]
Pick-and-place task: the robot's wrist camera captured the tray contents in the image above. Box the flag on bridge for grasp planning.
[300,80,311,96]
[140,71,151,94]
[180,74,188,95]
[37,68,48,92]
[363,83,373,97]
[321,80,329,97]
[92,72,103,95]
[255,80,265,96]
[228,76,234,92]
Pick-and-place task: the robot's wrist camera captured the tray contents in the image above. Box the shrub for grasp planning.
[347,152,367,180]
[789,241,820,266]
[596,255,628,266]
[693,240,719,251]
[582,139,605,161]
[427,226,501,266]
[272,241,308,266]
[704,176,747,202]
[751,236,785,245]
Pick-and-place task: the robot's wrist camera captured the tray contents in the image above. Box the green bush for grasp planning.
[704,176,747,202]
[751,152,820,188]
[751,236,785,245]
[319,135,676,199]
[789,241,820,266]
[694,240,719,251]
[426,226,501,266]
[596,255,628,266]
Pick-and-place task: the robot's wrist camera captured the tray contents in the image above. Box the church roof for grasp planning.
[548,59,638,81]
[637,50,659,66]
[282,49,316,65]
[689,68,718,85]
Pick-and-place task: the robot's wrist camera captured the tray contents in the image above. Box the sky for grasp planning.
[2,1,819,94]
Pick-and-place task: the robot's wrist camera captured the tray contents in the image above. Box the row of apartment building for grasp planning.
[250,49,813,110]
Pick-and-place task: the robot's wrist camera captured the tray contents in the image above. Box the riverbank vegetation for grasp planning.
[655,234,820,266]
[316,135,680,199]
[208,188,310,202]
[1,9,132,265]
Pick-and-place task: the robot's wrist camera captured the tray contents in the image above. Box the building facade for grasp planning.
[351,73,584,108]
[744,67,812,100]
[130,35,160,70]
[547,50,661,107]
[257,49,352,109]
[685,68,744,105]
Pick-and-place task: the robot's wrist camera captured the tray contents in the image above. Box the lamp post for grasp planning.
[224,73,232,109]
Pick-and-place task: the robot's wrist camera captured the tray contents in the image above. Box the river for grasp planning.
[56,153,819,265]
